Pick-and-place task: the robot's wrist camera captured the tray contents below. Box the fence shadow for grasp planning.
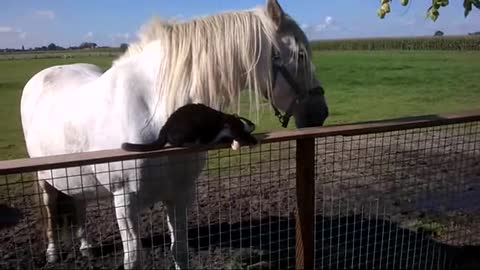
[80,214,478,270]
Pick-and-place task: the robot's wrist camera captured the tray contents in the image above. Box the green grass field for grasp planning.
[0,50,479,161]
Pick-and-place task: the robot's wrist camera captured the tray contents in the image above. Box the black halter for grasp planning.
[269,47,325,128]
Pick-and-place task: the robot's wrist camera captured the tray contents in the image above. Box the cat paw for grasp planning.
[231,140,240,150]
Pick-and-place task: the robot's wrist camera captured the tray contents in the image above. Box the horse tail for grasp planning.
[121,130,168,152]
[38,178,79,243]
[55,187,80,238]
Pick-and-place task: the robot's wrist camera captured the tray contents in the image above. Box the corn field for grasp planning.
[311,35,480,51]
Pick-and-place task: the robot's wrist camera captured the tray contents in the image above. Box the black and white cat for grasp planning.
[121,103,258,151]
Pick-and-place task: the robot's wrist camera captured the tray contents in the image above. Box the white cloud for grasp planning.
[0,26,14,33]
[314,16,336,33]
[34,10,55,20]
[84,31,94,40]
[110,32,130,41]
[325,16,333,25]
[0,26,27,40]
[300,16,355,40]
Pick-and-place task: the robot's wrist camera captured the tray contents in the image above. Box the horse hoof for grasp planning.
[80,247,93,258]
[173,262,183,270]
[46,251,58,264]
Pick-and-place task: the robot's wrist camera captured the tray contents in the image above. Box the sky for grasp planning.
[0,0,479,49]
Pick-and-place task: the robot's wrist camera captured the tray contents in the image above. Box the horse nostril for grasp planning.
[306,105,328,124]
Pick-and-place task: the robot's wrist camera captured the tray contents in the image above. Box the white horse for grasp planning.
[19,0,329,269]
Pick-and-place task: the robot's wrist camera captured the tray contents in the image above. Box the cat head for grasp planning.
[226,114,258,150]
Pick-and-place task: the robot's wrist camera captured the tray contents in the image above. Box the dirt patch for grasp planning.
[1,123,479,269]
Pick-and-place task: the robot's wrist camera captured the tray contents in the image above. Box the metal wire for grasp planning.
[314,121,480,270]
[0,119,478,269]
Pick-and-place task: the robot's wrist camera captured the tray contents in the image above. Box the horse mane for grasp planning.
[113,6,284,120]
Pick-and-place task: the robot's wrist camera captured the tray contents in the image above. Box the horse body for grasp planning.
[20,1,329,269]
[20,58,188,265]
[22,51,203,268]
[21,60,155,192]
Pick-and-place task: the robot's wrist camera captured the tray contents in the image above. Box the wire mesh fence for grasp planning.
[313,121,480,270]
[0,111,479,270]
[0,141,299,270]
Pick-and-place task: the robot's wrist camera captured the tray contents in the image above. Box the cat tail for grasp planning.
[121,130,168,152]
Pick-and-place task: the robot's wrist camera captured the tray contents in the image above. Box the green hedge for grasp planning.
[311,35,480,51]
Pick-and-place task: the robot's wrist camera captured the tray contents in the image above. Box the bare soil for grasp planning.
[1,123,479,269]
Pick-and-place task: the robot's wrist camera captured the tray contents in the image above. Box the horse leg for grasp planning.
[113,190,142,270]
[73,200,93,258]
[166,200,189,270]
[38,179,61,263]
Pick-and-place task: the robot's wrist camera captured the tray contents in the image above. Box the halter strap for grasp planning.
[269,46,325,128]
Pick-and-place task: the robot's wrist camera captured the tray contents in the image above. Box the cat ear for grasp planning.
[238,117,256,133]
[238,116,250,123]
[239,116,255,127]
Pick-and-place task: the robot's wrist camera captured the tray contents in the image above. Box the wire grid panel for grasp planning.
[0,140,298,270]
[313,121,480,270]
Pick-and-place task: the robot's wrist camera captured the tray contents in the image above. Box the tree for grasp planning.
[120,43,129,51]
[79,42,97,49]
[47,43,57,50]
[434,30,444,36]
[377,0,480,21]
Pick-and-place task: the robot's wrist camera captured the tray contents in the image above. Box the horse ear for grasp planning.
[266,0,284,27]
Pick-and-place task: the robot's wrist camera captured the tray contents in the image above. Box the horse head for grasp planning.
[264,0,329,128]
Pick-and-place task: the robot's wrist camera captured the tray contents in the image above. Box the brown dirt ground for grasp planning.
[1,122,479,269]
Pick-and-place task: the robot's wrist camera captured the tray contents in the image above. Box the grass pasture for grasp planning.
[0,49,479,269]
[0,49,122,60]
[0,50,480,160]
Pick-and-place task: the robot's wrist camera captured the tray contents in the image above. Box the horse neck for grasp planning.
[187,37,272,114]
[115,27,271,127]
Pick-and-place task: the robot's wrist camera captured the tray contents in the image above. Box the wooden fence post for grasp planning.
[295,138,315,270]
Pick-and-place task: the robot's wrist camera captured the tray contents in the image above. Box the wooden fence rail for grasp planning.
[2,109,480,175]
[1,109,480,270]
